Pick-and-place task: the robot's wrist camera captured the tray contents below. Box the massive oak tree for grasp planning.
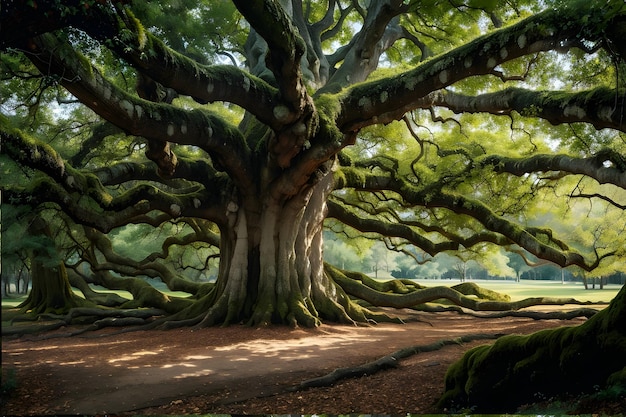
[1,0,625,330]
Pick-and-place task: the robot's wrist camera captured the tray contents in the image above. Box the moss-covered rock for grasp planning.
[438,284,626,413]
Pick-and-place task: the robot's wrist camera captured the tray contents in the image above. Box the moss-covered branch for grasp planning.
[83,227,208,299]
[141,219,220,264]
[233,0,308,114]
[3,118,225,193]
[2,124,234,234]
[0,0,131,49]
[334,166,612,270]
[428,88,626,133]
[93,157,221,187]
[111,18,282,130]
[338,2,625,131]
[2,123,124,208]
[481,149,626,189]
[2,175,222,233]
[25,33,253,191]
[67,269,129,307]
[69,122,123,167]
[2,2,282,130]
[326,198,512,256]
[320,1,408,93]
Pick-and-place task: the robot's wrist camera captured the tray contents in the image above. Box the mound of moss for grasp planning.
[438,284,626,413]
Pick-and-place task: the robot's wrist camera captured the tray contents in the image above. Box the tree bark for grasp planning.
[18,215,86,314]
[167,169,375,327]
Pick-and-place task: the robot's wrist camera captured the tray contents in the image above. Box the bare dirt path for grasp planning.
[1,309,589,415]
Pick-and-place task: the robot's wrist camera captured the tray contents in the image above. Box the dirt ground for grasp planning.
[1,308,620,415]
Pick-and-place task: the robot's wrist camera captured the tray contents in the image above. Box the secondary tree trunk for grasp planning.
[19,215,85,314]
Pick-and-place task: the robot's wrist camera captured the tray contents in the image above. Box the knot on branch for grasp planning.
[593,148,626,172]
[136,73,178,104]
[145,140,178,177]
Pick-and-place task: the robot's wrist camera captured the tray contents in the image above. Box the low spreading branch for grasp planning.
[482,150,626,189]
[333,168,608,270]
[328,265,599,311]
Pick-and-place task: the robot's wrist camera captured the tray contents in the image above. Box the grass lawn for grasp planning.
[420,278,622,303]
[1,295,27,309]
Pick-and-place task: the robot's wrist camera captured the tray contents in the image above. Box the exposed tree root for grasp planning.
[2,321,67,337]
[41,307,166,322]
[414,304,602,320]
[1,307,166,338]
[329,264,598,312]
[297,333,504,389]
[37,317,152,340]
[298,356,399,389]
[3,263,608,337]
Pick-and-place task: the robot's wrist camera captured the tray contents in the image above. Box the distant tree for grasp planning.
[322,236,363,272]
[452,259,469,282]
[508,251,541,282]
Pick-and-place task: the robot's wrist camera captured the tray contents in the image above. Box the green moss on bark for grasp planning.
[438,285,626,412]
[451,282,511,302]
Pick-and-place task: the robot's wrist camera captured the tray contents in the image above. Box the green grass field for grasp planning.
[423,278,622,303]
[1,296,26,308]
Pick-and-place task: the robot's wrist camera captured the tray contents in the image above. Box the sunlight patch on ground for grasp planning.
[281,354,314,360]
[4,339,132,355]
[211,326,405,359]
[7,345,61,352]
[161,362,196,369]
[160,360,217,379]
[92,325,413,380]
[76,340,134,347]
[173,368,214,379]
[59,360,86,366]
[212,335,361,356]
[108,349,162,364]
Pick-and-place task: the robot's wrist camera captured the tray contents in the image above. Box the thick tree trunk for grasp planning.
[180,170,367,328]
